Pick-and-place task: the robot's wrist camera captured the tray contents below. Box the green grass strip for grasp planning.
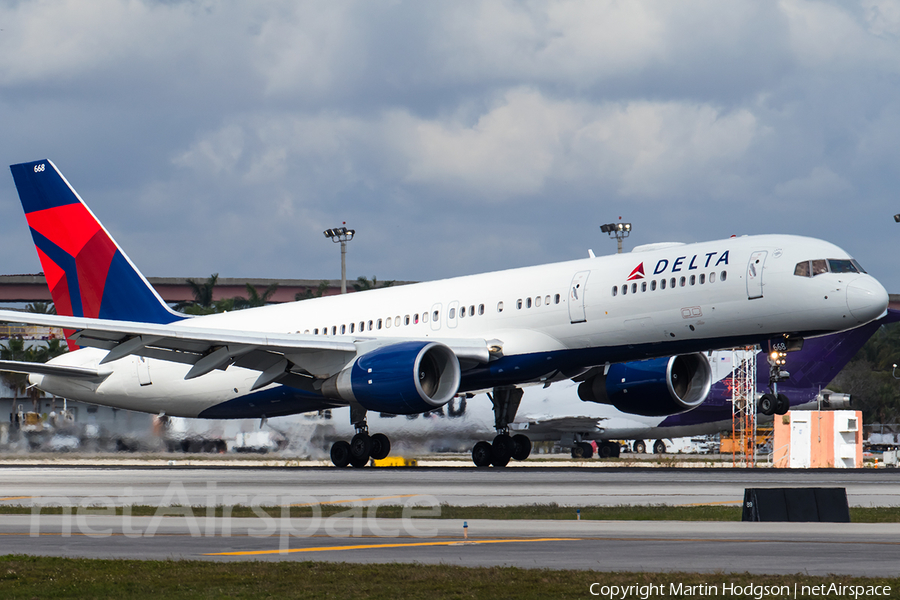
[3,503,900,522]
[0,556,898,600]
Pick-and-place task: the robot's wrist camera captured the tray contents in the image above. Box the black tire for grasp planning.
[571,445,584,459]
[775,393,789,416]
[472,441,492,467]
[633,440,646,454]
[349,432,372,462]
[511,434,532,461]
[579,441,594,459]
[491,434,514,467]
[599,442,614,459]
[653,440,666,454]
[349,454,369,468]
[330,440,351,468]
[370,433,391,460]
[759,393,775,416]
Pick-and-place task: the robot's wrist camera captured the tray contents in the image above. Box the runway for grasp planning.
[1,465,899,507]
[2,465,899,575]
[3,514,900,575]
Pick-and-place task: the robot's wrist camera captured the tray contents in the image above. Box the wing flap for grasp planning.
[0,360,108,383]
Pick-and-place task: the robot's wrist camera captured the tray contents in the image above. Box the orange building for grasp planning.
[773,411,863,468]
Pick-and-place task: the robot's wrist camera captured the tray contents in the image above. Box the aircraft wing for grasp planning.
[511,415,607,434]
[0,359,108,383]
[0,310,492,389]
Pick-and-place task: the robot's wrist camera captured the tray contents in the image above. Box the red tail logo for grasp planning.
[627,263,645,281]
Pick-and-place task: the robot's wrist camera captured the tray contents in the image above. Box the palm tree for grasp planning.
[296,281,330,301]
[352,276,394,292]
[242,282,279,308]
[25,302,56,314]
[0,336,67,403]
[178,274,219,315]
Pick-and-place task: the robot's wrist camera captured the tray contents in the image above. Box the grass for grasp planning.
[0,556,897,599]
[4,503,900,522]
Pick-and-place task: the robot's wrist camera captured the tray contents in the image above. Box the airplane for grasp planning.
[0,159,889,469]
[243,308,896,463]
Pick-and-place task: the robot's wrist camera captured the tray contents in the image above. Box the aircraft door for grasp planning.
[746,251,767,300]
[135,356,152,386]
[447,301,459,329]
[430,303,442,331]
[568,270,590,323]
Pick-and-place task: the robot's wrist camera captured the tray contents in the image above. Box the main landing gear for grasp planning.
[330,402,392,468]
[471,387,533,467]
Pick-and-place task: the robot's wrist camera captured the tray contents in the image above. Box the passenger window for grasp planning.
[689,275,695,286]
[554,294,560,304]
[699,274,705,284]
[641,282,647,292]
[405,315,410,325]
[544,295,550,305]
[680,277,686,287]
[709,272,716,283]
[612,286,618,297]
[526,297,532,308]
[368,320,373,330]
[660,279,666,290]
[535,296,541,307]
[496,302,503,313]
[517,299,523,309]
[651,280,657,291]
[314,328,319,335]
[469,305,475,316]
[812,260,828,276]
[794,261,811,277]
[670,277,676,288]
[395,316,401,327]
[459,308,465,319]
[422,313,428,323]
[721,271,727,282]
[377,319,382,330]
[331,326,337,335]
[479,304,485,315]
[622,284,628,296]
[434,310,440,320]
[385,318,391,329]
[341,325,346,334]
[449,308,456,319]
[350,323,355,333]
[414,314,419,324]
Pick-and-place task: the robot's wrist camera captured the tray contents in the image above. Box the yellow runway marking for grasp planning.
[284,494,419,507]
[206,537,579,556]
[676,500,743,507]
[0,496,32,501]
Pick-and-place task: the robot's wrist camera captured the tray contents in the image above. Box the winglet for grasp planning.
[9,160,184,328]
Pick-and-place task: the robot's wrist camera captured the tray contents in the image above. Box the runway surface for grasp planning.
[3,515,900,575]
[1,465,898,507]
[2,465,899,575]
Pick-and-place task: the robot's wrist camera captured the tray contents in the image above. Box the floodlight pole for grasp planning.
[600,221,632,254]
[323,225,356,294]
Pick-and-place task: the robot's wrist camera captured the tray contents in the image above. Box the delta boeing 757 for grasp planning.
[0,159,889,468]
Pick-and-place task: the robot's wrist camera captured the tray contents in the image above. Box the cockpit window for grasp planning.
[851,259,867,274]
[794,261,810,277]
[811,260,828,276]
[828,259,858,274]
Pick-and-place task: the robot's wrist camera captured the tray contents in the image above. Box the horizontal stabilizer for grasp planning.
[0,360,107,383]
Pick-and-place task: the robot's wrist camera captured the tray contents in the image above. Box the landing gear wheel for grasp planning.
[633,440,646,454]
[578,441,594,459]
[653,440,666,454]
[369,433,391,461]
[472,441,492,467]
[349,432,372,467]
[571,445,585,459]
[511,434,532,461]
[759,393,776,416]
[599,442,619,458]
[774,393,789,416]
[330,440,351,468]
[491,434,514,467]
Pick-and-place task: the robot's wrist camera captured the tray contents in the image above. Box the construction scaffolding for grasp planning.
[731,346,758,467]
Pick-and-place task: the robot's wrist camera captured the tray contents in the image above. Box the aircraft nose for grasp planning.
[846,276,889,323]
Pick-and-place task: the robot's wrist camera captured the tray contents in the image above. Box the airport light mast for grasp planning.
[600,220,631,254]
[323,224,355,294]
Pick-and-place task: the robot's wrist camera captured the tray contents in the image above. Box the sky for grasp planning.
[2,1,900,291]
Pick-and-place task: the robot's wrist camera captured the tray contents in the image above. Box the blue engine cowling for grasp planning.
[321,341,461,414]
[577,353,712,417]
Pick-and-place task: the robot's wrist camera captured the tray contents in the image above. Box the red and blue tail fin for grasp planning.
[9,159,184,327]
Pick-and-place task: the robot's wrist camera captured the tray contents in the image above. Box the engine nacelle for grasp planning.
[577,353,712,417]
[321,341,461,414]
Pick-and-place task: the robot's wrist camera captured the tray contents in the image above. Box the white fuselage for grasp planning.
[34,234,888,418]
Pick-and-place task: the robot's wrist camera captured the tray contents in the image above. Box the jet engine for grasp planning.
[577,353,712,417]
[321,341,461,414]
